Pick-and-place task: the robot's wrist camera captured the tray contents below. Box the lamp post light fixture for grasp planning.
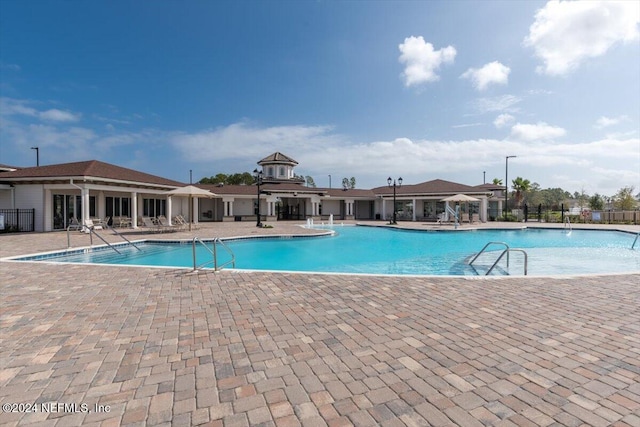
[387,176,402,224]
[253,168,263,227]
[328,174,331,189]
[31,146,39,167]
[504,155,517,218]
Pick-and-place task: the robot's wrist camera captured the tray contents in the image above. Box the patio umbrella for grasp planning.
[441,194,479,227]
[440,194,479,202]
[164,185,217,231]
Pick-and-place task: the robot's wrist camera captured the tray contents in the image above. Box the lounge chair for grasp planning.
[157,216,182,232]
[141,217,163,233]
[67,217,83,231]
[84,219,102,230]
[174,215,197,230]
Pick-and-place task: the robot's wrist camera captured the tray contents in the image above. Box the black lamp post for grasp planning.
[253,169,263,227]
[504,155,516,218]
[31,146,39,167]
[387,176,402,224]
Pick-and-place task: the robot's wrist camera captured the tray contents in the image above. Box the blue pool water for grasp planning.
[13,226,640,276]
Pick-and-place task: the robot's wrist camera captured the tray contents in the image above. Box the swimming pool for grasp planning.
[11,226,640,276]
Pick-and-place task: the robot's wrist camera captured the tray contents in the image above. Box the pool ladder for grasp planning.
[192,237,235,271]
[469,241,528,275]
[632,232,640,250]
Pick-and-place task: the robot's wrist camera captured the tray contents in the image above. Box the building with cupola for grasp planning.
[0,151,495,232]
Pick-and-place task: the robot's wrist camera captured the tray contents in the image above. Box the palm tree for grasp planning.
[492,178,503,185]
[512,177,531,208]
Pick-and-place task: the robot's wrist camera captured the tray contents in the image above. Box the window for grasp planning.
[143,198,166,217]
[106,197,131,217]
[279,167,285,177]
[268,167,274,177]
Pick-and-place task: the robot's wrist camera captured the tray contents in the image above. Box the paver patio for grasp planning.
[1,222,639,426]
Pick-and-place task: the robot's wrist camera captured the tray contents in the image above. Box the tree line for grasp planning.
[198,172,356,189]
[493,177,638,211]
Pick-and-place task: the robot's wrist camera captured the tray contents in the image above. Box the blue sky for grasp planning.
[1,0,638,196]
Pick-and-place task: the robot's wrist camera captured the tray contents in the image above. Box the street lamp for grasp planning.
[504,155,517,218]
[31,146,39,167]
[387,177,402,224]
[253,169,263,227]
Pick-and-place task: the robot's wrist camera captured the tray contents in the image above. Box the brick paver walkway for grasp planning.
[1,222,639,426]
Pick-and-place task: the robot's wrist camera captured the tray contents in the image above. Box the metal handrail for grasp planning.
[86,226,121,254]
[67,223,141,252]
[564,216,572,234]
[192,237,236,271]
[486,249,528,276]
[108,226,142,251]
[469,241,510,267]
[632,232,639,250]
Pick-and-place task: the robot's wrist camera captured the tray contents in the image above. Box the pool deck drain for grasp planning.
[1,221,639,426]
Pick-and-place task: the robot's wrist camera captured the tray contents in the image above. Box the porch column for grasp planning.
[43,188,51,232]
[382,198,387,220]
[81,188,90,224]
[193,197,199,225]
[412,198,417,221]
[98,191,105,219]
[166,195,172,225]
[480,197,487,222]
[131,192,138,229]
[223,197,234,221]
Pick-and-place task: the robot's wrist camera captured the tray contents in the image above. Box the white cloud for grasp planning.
[0,98,38,117]
[461,61,511,91]
[0,63,21,71]
[524,0,640,76]
[510,122,566,141]
[471,95,521,114]
[451,123,483,129]
[398,36,456,87]
[0,98,80,122]
[494,114,515,129]
[168,120,638,194]
[594,115,629,129]
[171,122,342,162]
[39,109,81,122]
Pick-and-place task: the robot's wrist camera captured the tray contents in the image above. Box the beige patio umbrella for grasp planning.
[441,194,479,227]
[441,194,479,202]
[164,185,217,231]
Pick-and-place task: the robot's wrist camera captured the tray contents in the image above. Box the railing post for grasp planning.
[213,239,218,271]
[192,238,197,271]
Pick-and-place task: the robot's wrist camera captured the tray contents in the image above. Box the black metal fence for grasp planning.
[519,204,639,225]
[0,209,35,232]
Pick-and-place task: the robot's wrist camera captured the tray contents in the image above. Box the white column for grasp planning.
[166,196,172,225]
[131,192,138,229]
[480,197,487,222]
[193,197,199,224]
[98,191,105,219]
[82,188,90,224]
[412,198,417,221]
[382,199,387,220]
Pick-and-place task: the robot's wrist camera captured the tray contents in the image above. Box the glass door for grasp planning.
[52,194,79,230]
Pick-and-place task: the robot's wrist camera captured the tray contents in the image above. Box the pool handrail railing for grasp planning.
[192,237,236,271]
